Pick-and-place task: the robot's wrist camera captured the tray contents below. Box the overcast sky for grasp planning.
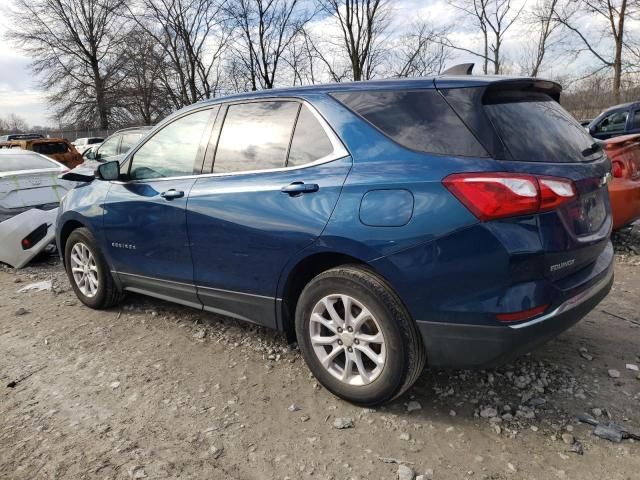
[0,0,629,127]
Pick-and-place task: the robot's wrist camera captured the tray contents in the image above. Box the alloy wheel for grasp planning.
[309,294,386,386]
[69,242,99,298]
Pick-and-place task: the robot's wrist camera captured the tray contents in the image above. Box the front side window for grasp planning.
[98,135,120,158]
[631,110,640,130]
[130,109,212,180]
[214,101,299,173]
[119,132,143,154]
[287,105,334,167]
[595,110,628,133]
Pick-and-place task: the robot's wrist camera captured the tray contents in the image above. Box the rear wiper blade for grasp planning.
[582,141,603,157]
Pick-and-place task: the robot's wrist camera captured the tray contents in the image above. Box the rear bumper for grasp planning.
[0,208,57,268]
[416,262,614,369]
[609,178,640,230]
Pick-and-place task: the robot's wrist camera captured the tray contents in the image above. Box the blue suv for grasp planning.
[57,76,614,405]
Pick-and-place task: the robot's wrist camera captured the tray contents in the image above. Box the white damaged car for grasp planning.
[0,150,75,268]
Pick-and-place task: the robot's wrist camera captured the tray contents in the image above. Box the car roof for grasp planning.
[110,126,153,135]
[182,75,560,114]
[600,101,640,111]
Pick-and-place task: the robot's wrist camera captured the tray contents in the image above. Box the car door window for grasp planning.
[595,111,628,133]
[119,133,142,154]
[213,101,299,173]
[631,110,640,130]
[98,135,120,158]
[129,109,212,180]
[287,105,335,167]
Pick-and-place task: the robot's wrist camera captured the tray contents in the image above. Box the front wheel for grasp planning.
[64,227,123,309]
[295,266,425,406]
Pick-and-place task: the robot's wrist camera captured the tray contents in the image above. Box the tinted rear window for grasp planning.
[331,90,488,157]
[0,153,57,172]
[484,92,598,162]
[32,142,69,155]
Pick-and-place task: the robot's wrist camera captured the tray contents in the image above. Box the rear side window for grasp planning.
[484,92,599,162]
[32,142,69,155]
[88,138,103,144]
[0,153,57,172]
[214,101,299,173]
[287,105,334,166]
[331,90,488,157]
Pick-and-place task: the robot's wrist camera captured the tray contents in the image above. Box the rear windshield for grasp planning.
[331,90,488,157]
[32,142,69,155]
[484,92,599,162]
[0,153,57,172]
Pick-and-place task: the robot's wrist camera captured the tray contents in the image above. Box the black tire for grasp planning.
[295,265,426,406]
[64,227,123,309]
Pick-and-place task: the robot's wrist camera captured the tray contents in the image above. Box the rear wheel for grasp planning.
[295,265,425,405]
[64,227,123,309]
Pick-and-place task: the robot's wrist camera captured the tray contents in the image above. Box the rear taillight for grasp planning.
[443,173,576,221]
[611,160,625,178]
[21,223,48,250]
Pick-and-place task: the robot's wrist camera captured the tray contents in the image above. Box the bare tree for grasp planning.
[128,0,231,108]
[521,0,562,77]
[8,0,128,129]
[117,28,173,125]
[444,0,524,74]
[319,0,391,81]
[229,0,314,90]
[555,0,638,103]
[0,113,29,134]
[392,21,453,78]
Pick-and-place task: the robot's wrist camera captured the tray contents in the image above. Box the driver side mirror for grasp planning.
[95,160,120,181]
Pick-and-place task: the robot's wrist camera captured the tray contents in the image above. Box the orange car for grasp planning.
[603,134,640,230]
[0,137,83,169]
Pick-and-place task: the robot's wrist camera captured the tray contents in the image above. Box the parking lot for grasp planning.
[0,230,639,480]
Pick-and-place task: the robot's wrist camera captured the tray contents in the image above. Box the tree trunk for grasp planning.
[613,0,627,104]
[92,61,109,129]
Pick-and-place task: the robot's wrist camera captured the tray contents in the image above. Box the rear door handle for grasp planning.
[281,182,319,196]
[160,189,184,200]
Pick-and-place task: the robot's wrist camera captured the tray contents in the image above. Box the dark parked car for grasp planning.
[588,101,640,139]
[0,133,44,142]
[57,76,613,405]
[84,126,151,162]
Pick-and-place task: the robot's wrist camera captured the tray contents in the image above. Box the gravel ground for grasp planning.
[1,228,639,480]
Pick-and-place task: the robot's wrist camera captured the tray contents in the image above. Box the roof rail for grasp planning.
[441,63,474,75]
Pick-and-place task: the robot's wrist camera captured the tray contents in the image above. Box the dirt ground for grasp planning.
[1,232,639,480]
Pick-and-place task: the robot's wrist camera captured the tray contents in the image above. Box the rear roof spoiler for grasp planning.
[441,63,474,75]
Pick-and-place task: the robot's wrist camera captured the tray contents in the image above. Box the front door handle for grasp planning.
[160,189,184,200]
[281,182,319,196]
